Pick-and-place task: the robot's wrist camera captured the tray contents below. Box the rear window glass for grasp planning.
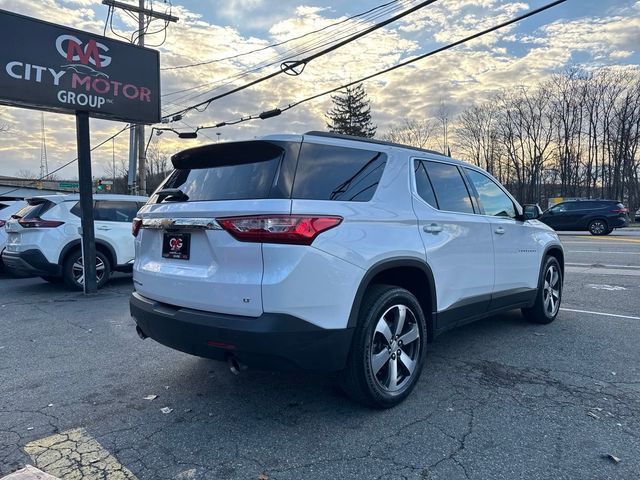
[292,143,386,202]
[423,161,474,214]
[155,141,291,203]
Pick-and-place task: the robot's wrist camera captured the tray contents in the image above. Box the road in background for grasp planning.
[0,232,639,480]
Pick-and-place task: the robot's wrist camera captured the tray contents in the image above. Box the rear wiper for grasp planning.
[157,188,189,202]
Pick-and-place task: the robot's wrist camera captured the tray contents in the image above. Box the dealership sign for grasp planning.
[0,9,160,123]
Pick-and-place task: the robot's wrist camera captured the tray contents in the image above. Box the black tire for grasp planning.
[588,219,608,236]
[522,256,562,324]
[340,284,427,408]
[62,249,111,291]
[40,276,63,284]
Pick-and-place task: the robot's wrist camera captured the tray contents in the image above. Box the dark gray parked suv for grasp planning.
[539,199,629,235]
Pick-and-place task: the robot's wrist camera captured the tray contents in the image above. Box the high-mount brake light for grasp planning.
[217,215,343,245]
[17,218,64,228]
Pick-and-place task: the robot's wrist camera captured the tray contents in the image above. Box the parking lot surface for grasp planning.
[1,231,639,480]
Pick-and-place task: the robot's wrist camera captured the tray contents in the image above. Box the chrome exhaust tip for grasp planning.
[227,355,246,375]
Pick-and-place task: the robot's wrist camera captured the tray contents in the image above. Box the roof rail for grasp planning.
[304,131,443,156]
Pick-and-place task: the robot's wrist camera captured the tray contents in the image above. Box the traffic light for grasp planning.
[96,179,104,191]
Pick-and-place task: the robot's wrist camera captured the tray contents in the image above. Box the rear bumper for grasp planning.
[612,216,630,228]
[1,249,60,277]
[130,292,354,372]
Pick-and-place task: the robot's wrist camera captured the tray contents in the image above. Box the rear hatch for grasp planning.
[4,198,63,251]
[134,140,300,316]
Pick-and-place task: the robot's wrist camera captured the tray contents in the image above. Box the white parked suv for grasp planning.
[2,194,148,289]
[130,132,564,407]
[0,199,28,270]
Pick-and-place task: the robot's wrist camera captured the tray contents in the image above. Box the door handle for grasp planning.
[423,223,442,233]
[97,226,111,231]
[494,227,506,235]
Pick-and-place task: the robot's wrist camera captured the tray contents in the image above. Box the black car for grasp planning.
[539,199,629,235]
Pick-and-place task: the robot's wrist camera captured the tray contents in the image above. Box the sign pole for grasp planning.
[75,111,97,294]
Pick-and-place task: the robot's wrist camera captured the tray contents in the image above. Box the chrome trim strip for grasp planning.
[141,218,223,230]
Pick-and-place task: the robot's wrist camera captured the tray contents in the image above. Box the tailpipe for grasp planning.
[136,325,148,340]
[227,355,247,375]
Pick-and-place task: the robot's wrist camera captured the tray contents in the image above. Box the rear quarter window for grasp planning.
[292,143,387,202]
[14,200,54,219]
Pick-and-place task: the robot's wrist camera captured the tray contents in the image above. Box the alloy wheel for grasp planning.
[370,304,421,392]
[72,256,106,286]
[590,220,606,235]
[542,264,560,317]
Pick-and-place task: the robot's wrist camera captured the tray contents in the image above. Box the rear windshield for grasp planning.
[152,140,386,204]
[153,141,295,203]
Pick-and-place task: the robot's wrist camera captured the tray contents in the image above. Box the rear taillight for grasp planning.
[0,220,5,228]
[217,215,343,245]
[18,218,64,228]
[611,208,628,214]
[132,217,142,237]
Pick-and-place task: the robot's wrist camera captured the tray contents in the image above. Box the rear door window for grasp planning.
[422,161,474,214]
[94,201,140,222]
[292,143,386,202]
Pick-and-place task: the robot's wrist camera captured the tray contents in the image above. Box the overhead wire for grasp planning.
[162,0,402,71]
[161,0,414,107]
[0,126,133,198]
[160,0,413,108]
[161,0,441,122]
[187,0,568,134]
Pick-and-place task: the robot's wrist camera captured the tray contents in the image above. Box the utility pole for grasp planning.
[102,0,178,194]
[137,0,146,195]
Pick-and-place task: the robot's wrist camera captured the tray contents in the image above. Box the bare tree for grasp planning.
[15,168,36,179]
[145,138,171,194]
[452,67,640,211]
[0,107,10,133]
[381,119,436,149]
[454,102,503,177]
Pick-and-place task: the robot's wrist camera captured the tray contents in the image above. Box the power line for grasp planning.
[0,126,133,198]
[160,0,412,105]
[186,0,568,134]
[161,0,441,122]
[162,0,402,72]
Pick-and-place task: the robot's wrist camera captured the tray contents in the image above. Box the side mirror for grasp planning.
[523,204,542,220]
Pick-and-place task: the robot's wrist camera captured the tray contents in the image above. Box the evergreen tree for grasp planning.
[326,83,376,138]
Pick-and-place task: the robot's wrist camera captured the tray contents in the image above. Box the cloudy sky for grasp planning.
[0,0,638,179]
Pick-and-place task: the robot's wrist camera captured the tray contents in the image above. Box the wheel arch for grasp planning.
[542,244,564,278]
[58,240,117,268]
[347,258,437,342]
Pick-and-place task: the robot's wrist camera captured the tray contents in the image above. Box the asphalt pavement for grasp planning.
[1,231,639,480]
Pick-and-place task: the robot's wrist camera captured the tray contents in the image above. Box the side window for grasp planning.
[414,160,438,208]
[465,169,516,219]
[550,203,567,213]
[292,143,387,202]
[94,201,139,222]
[423,161,474,214]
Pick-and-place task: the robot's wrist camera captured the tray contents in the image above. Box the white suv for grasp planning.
[3,194,148,289]
[130,132,563,407]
